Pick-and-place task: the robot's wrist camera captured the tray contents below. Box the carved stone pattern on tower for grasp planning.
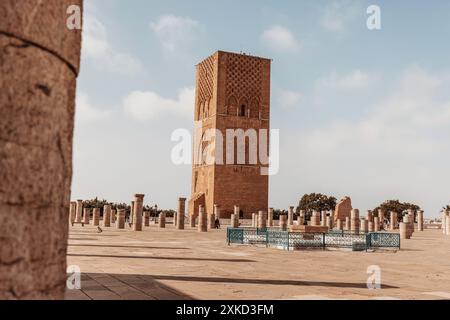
[197,55,216,105]
[225,53,262,106]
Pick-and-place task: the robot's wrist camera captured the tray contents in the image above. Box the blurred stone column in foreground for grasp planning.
[0,0,83,298]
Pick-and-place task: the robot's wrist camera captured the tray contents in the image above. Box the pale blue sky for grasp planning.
[73,0,450,217]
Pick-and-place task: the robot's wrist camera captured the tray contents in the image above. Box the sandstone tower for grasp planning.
[188,51,271,219]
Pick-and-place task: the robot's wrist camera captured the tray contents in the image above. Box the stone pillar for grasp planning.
[299,210,305,226]
[69,202,77,224]
[252,213,256,228]
[75,200,83,223]
[326,216,331,229]
[92,208,100,226]
[378,209,385,228]
[297,215,304,226]
[230,214,238,228]
[390,211,397,231]
[208,213,216,230]
[233,206,240,227]
[111,209,116,224]
[159,212,166,228]
[130,201,135,224]
[133,194,144,231]
[177,198,186,230]
[190,214,196,228]
[368,221,374,232]
[321,211,327,227]
[442,210,447,234]
[268,208,274,227]
[344,217,350,231]
[279,215,288,231]
[144,211,150,227]
[311,211,319,226]
[367,210,373,223]
[403,216,412,238]
[374,217,380,232]
[399,222,408,240]
[350,209,360,234]
[288,207,294,226]
[445,214,450,236]
[116,209,125,229]
[360,219,368,233]
[417,210,424,232]
[0,0,83,300]
[174,212,177,227]
[258,211,267,229]
[336,219,343,231]
[83,208,91,225]
[198,205,207,232]
[103,205,111,227]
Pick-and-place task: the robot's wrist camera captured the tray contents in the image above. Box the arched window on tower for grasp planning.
[238,98,248,117]
[239,105,246,117]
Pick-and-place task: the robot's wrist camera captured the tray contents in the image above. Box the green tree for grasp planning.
[296,193,337,220]
[372,200,421,223]
[272,209,288,219]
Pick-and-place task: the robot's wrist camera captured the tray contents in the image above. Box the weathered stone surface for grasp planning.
[92,208,100,226]
[177,198,186,230]
[0,0,82,299]
[69,202,76,224]
[159,213,166,228]
[116,209,125,229]
[0,0,82,74]
[334,196,352,223]
[258,211,267,229]
[198,206,207,232]
[103,205,111,227]
[133,194,144,231]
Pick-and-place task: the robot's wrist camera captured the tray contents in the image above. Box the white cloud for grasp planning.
[318,70,371,89]
[123,87,195,121]
[82,15,142,74]
[75,92,110,124]
[278,89,303,108]
[260,25,300,53]
[320,1,360,32]
[289,66,450,215]
[151,15,201,52]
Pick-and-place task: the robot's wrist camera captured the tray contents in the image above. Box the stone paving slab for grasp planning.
[65,224,450,300]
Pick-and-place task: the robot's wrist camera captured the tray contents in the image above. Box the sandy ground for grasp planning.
[65,223,450,300]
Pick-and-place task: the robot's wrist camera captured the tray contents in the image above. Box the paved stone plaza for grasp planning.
[66,224,450,300]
